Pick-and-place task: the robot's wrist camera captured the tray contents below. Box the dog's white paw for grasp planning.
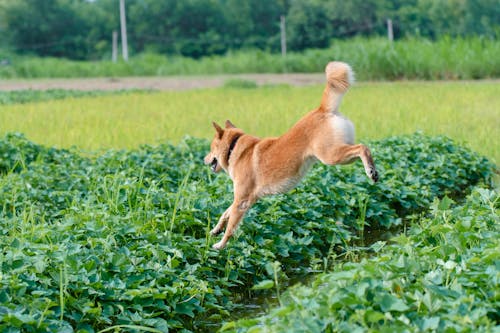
[212,241,226,250]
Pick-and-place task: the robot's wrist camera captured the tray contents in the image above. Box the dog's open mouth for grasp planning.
[210,158,218,172]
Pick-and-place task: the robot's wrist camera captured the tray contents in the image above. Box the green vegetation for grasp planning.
[0,82,498,331]
[223,79,258,89]
[228,187,499,332]
[0,0,497,59]
[0,89,151,105]
[1,81,498,164]
[0,132,495,332]
[1,37,499,79]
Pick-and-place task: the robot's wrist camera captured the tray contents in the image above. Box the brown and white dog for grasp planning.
[204,61,378,250]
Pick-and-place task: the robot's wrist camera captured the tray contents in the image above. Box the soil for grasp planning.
[0,73,325,91]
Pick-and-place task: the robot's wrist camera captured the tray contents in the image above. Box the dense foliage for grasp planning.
[0,132,495,331]
[0,0,498,59]
[229,188,500,332]
[1,37,499,79]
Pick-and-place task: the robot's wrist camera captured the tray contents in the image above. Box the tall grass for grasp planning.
[0,81,498,164]
[1,37,499,79]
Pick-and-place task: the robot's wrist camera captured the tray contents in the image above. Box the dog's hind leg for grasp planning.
[317,144,379,182]
[210,205,232,236]
[212,198,253,250]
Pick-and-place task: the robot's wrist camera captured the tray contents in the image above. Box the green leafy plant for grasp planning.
[0,133,495,332]
[228,188,499,332]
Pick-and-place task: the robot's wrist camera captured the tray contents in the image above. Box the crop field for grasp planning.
[0,83,498,332]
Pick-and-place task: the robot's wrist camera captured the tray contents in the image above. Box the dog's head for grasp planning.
[204,120,242,173]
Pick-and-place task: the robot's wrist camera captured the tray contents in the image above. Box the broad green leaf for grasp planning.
[378,294,410,312]
[175,303,195,318]
[438,196,454,211]
[252,280,274,290]
[219,321,236,331]
[365,309,385,323]
[422,317,440,331]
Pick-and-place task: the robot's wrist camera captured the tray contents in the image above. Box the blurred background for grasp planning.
[0,0,498,61]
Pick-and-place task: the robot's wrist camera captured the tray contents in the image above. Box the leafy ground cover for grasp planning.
[1,37,498,80]
[0,132,495,332]
[1,81,499,164]
[227,187,499,332]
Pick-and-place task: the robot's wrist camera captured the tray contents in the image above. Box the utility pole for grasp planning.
[280,15,287,57]
[119,0,129,61]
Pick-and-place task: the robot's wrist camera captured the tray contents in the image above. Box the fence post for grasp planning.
[280,15,287,57]
[119,0,129,61]
[112,30,118,62]
[387,19,394,42]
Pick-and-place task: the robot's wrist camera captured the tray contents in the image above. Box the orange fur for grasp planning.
[204,61,378,250]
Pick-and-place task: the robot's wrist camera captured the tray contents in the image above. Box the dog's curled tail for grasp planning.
[320,61,354,113]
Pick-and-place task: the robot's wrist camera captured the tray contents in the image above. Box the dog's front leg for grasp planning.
[210,205,232,236]
[212,199,252,250]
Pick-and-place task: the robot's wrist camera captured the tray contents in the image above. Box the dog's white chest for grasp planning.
[330,113,355,144]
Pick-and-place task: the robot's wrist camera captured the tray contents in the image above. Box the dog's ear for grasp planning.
[212,122,224,138]
[225,120,236,128]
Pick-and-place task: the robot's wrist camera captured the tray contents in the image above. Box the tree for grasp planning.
[287,0,332,51]
[463,0,500,37]
[2,0,111,59]
[325,0,382,38]
[1,0,498,60]
[128,0,228,58]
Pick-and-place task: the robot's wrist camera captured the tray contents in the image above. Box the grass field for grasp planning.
[0,81,498,164]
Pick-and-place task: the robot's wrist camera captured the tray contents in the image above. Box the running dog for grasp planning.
[204,61,378,250]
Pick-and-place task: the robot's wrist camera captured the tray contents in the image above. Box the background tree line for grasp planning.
[0,0,498,60]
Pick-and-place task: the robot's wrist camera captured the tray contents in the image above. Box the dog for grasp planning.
[204,61,378,250]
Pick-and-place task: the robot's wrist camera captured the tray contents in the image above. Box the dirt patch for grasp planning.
[0,73,325,91]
